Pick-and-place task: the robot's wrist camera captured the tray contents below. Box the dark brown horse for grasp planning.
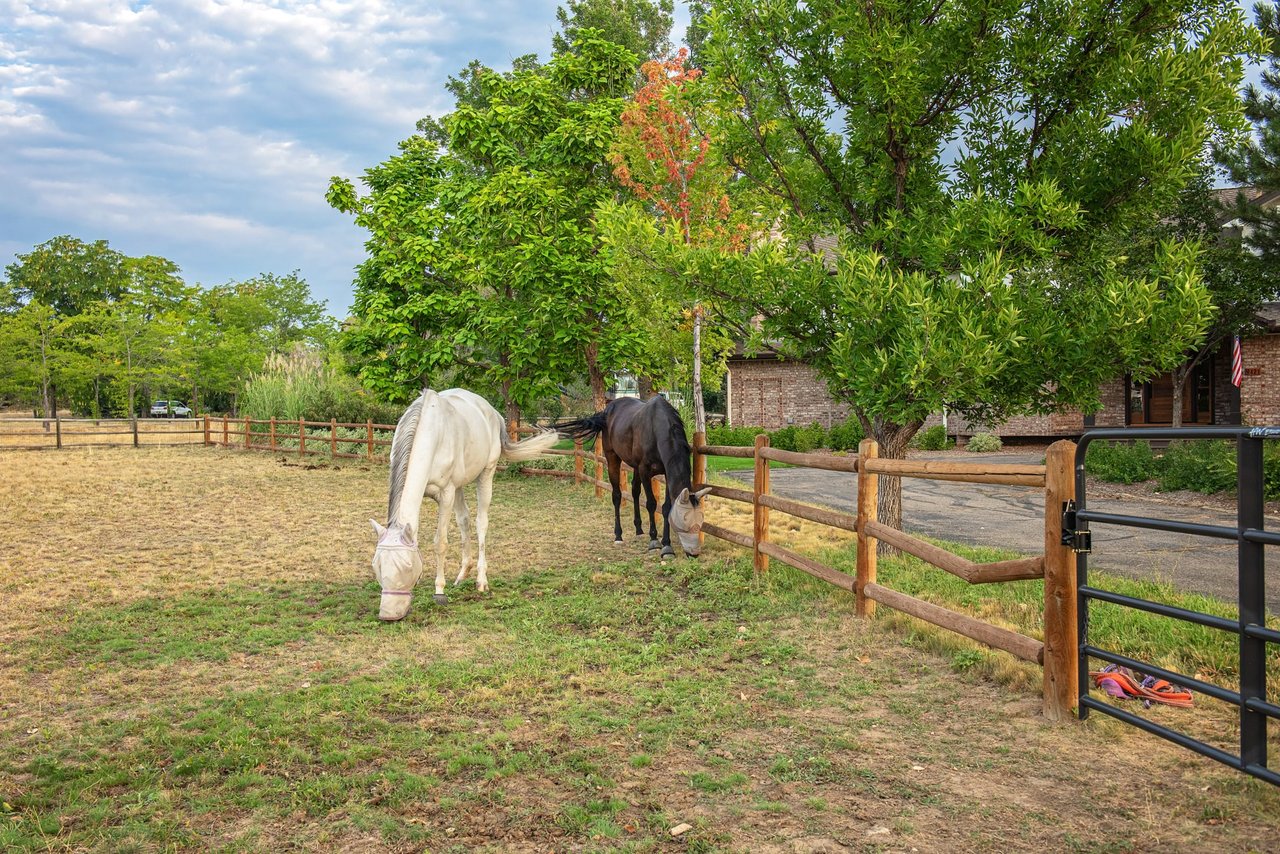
[559,396,710,557]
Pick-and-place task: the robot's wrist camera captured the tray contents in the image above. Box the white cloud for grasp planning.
[0,0,566,313]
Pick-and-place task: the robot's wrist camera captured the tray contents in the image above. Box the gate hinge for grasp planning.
[1061,500,1091,554]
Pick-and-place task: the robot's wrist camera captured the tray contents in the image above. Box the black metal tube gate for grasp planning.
[1072,427,1280,787]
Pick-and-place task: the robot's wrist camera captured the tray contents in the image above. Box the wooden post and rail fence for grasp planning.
[520,428,1080,722]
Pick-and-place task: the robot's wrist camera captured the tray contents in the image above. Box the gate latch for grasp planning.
[1061,500,1092,554]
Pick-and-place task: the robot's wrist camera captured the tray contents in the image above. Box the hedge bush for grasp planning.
[911,425,950,450]
[1085,440,1159,484]
[966,432,1002,452]
[826,417,865,451]
[1157,440,1237,495]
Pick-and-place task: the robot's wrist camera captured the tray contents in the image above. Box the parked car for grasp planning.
[149,400,193,418]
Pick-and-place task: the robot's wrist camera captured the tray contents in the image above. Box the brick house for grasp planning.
[726,313,1280,438]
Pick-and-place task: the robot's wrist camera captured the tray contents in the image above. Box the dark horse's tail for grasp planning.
[556,409,608,442]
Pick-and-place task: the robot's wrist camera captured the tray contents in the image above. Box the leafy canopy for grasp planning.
[330,34,649,413]
[694,0,1258,448]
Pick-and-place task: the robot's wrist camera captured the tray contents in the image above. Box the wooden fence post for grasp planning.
[856,438,880,617]
[203,414,210,446]
[55,416,62,450]
[594,436,605,499]
[1043,439,1079,722]
[573,437,584,485]
[331,418,338,458]
[298,418,306,457]
[243,416,251,450]
[222,415,228,447]
[367,419,374,461]
[753,434,770,574]
[132,416,139,448]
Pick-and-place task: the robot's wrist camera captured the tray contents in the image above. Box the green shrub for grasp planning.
[793,422,827,453]
[965,432,1002,453]
[1085,440,1159,484]
[1264,442,1280,501]
[769,425,800,452]
[707,425,760,447]
[826,417,865,452]
[1157,440,1236,495]
[911,425,951,451]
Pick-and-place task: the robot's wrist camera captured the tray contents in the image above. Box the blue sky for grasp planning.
[0,0,668,318]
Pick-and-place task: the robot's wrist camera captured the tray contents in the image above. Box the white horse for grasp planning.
[370,388,559,621]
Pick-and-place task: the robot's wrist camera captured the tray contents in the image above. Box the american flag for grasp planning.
[1232,336,1243,388]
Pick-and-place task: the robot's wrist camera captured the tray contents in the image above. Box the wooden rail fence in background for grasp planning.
[523,429,1080,721]
[0,417,204,450]
[203,415,395,461]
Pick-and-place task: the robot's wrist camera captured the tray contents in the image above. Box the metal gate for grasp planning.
[1070,427,1279,786]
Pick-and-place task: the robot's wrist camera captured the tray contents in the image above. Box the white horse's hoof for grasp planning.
[614,539,624,545]
[433,593,449,605]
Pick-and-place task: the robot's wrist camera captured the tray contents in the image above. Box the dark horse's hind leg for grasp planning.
[631,474,646,539]
[607,454,625,544]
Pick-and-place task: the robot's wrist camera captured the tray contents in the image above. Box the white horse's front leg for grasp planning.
[474,468,495,593]
[433,486,456,603]
[453,489,472,586]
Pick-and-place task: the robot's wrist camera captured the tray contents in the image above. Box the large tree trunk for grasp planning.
[584,341,608,411]
[861,414,923,555]
[1170,371,1185,429]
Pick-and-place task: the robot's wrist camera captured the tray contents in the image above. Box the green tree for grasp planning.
[690,0,1256,528]
[2,236,128,317]
[1219,1,1280,259]
[0,301,63,415]
[553,0,673,60]
[330,34,648,419]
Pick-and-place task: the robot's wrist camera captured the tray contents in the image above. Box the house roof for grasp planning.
[1213,185,1280,226]
[1254,302,1280,333]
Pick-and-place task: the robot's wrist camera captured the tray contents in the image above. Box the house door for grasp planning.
[1128,360,1214,426]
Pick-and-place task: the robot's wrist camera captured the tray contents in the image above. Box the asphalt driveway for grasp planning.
[724,452,1280,612]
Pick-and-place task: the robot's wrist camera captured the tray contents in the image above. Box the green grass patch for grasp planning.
[1,554,853,850]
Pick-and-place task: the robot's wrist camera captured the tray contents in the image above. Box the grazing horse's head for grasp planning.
[369,520,423,621]
[668,487,713,557]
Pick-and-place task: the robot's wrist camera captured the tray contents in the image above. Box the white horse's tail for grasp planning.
[500,429,560,462]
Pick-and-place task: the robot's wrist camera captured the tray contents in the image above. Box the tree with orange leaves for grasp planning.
[606,49,744,433]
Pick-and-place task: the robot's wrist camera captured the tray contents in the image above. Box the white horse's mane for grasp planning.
[386,390,427,524]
